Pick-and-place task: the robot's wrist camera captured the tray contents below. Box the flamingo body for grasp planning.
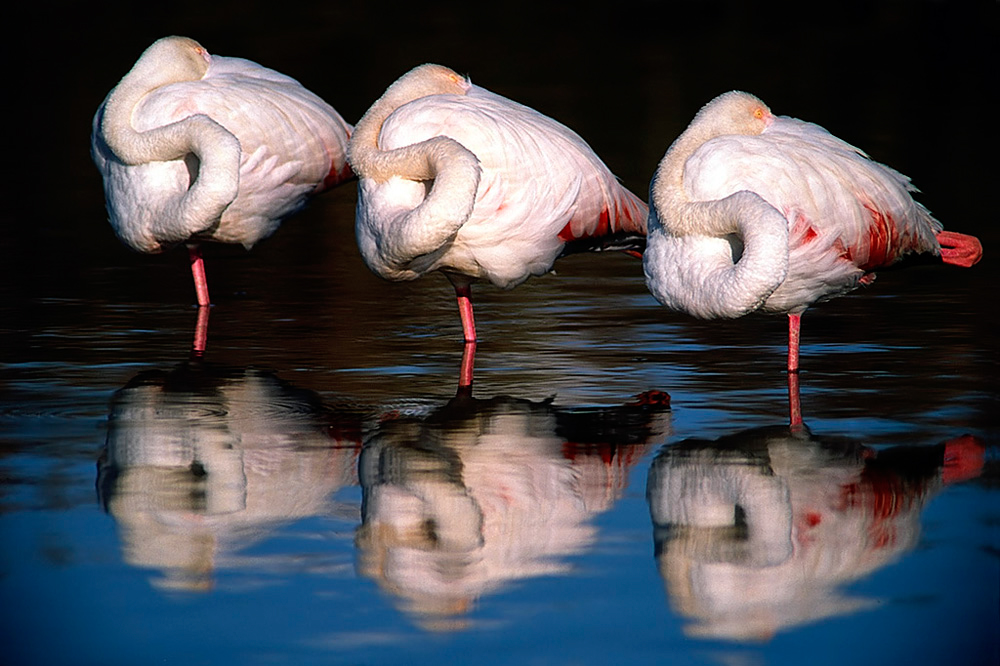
[349,64,647,341]
[91,36,353,305]
[644,91,982,371]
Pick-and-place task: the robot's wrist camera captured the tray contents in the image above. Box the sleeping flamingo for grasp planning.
[347,64,648,350]
[644,91,982,378]
[91,36,354,310]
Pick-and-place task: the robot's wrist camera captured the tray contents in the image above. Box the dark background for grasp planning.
[3,1,996,319]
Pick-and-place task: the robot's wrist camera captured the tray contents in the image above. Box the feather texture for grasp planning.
[644,90,981,374]
[349,63,647,345]
[91,36,353,307]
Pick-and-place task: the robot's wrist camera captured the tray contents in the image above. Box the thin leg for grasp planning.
[191,305,210,358]
[458,341,476,396]
[787,313,801,373]
[187,243,211,307]
[446,276,477,343]
[455,285,476,342]
[787,371,802,429]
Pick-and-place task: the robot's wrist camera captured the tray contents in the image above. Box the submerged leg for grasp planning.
[187,243,211,307]
[191,305,210,358]
[787,313,801,373]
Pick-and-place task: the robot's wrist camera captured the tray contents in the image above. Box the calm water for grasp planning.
[3,3,998,665]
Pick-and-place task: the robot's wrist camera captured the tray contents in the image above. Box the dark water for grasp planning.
[2,3,998,665]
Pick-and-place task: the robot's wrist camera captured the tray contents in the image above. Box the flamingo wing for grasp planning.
[375,85,645,288]
[680,117,943,312]
[111,55,352,249]
[687,118,940,268]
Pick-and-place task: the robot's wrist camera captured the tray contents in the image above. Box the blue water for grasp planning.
[3,2,998,665]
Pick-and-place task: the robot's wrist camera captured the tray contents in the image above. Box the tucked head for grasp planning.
[692,91,774,137]
[131,36,212,82]
[393,63,472,99]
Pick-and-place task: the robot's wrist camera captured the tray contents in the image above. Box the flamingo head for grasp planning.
[695,90,774,137]
[394,63,473,100]
[131,36,212,86]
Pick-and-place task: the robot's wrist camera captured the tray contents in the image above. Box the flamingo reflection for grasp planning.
[97,361,364,591]
[646,425,984,642]
[356,390,670,630]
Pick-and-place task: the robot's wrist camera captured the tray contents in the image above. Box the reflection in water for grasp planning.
[356,390,671,630]
[646,425,984,642]
[97,361,363,591]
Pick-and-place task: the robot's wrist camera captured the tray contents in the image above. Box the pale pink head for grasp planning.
[692,90,775,137]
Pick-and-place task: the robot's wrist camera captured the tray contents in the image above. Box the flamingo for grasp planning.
[644,91,982,382]
[347,64,648,357]
[91,36,354,312]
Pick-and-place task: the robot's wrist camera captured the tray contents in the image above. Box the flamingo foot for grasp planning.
[937,231,983,268]
[187,244,211,307]
[626,390,671,407]
[941,434,985,485]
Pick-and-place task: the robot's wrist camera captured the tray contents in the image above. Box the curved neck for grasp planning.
[651,92,771,238]
[646,123,790,318]
[348,67,477,183]
[646,192,790,318]
[101,38,232,165]
[650,122,741,238]
[99,41,241,237]
[348,66,483,268]
[349,77,422,182]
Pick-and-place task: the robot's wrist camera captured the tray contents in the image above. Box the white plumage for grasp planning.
[644,90,981,373]
[91,36,353,306]
[348,63,648,344]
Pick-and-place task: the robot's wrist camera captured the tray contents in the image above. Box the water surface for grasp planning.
[2,3,998,665]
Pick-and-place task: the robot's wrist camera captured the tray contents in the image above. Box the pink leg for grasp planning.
[458,341,476,395]
[453,282,477,343]
[187,243,211,307]
[787,371,803,429]
[191,305,210,358]
[787,313,801,373]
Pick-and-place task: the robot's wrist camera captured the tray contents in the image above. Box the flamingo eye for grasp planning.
[753,107,765,120]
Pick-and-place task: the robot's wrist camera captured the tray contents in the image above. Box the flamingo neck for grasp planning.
[645,107,789,319]
[652,113,763,238]
[98,38,240,240]
[651,92,772,239]
[348,65,483,270]
[348,65,478,183]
